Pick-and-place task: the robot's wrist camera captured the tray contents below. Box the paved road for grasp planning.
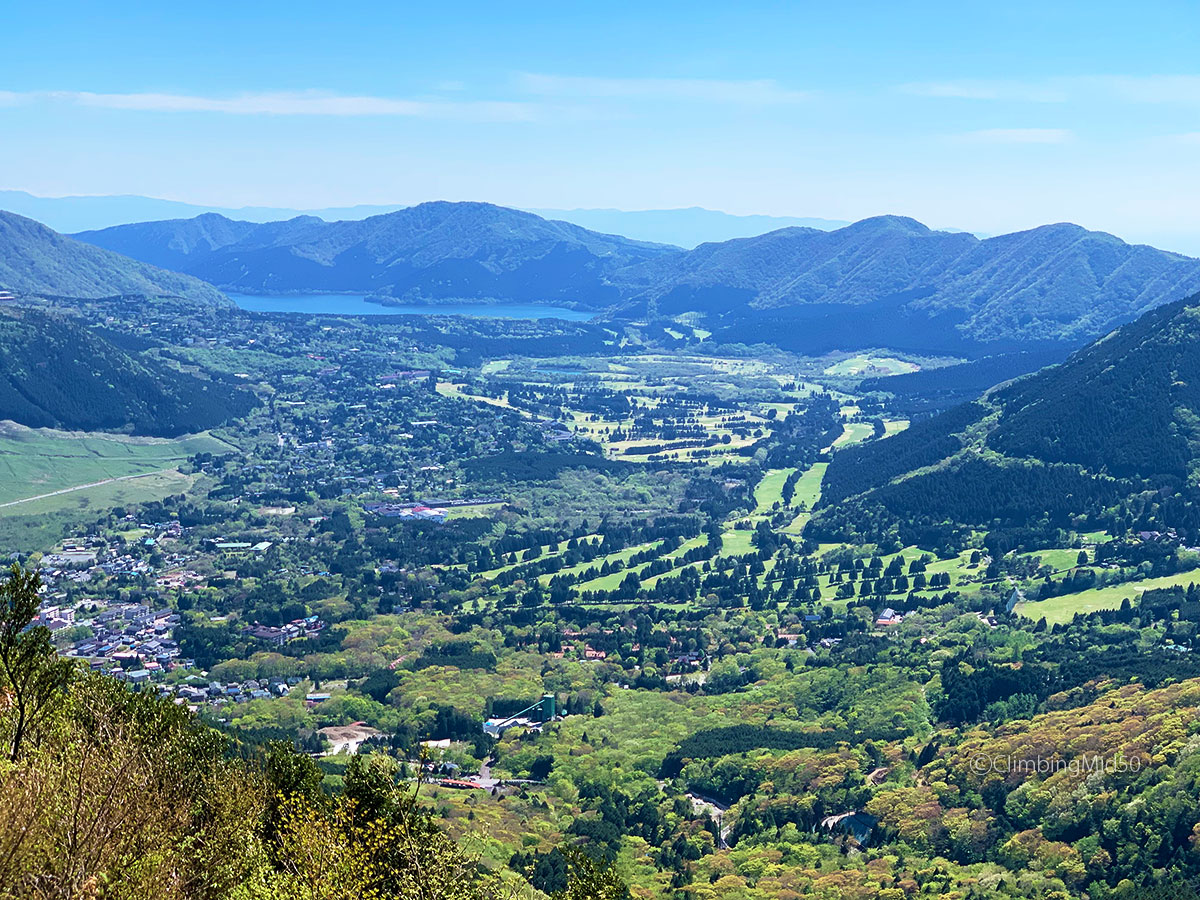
[476,757,499,790]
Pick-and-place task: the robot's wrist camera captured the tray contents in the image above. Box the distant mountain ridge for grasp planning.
[0,190,845,247]
[0,210,227,304]
[75,202,676,306]
[70,202,1200,352]
[620,215,1200,352]
[0,190,407,235]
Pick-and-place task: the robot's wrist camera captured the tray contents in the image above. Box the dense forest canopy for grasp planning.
[813,292,1200,547]
[0,209,227,304]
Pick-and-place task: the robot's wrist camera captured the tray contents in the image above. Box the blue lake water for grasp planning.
[229,293,594,321]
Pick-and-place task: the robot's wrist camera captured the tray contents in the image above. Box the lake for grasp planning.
[229,293,594,321]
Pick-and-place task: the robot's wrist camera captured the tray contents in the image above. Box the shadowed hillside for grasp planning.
[0,210,228,304]
[616,216,1200,351]
[810,292,1200,548]
[0,308,255,435]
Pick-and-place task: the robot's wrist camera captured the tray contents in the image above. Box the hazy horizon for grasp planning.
[6,1,1200,253]
[15,187,1200,258]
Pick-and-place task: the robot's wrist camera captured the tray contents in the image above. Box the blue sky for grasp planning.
[5,1,1200,251]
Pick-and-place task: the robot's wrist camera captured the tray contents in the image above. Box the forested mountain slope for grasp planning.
[77,204,1200,352]
[75,201,678,306]
[0,210,228,304]
[71,211,263,271]
[810,292,1200,548]
[0,558,625,900]
[618,216,1200,351]
[0,308,255,435]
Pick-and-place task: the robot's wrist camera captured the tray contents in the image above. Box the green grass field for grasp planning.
[443,502,505,521]
[0,425,227,553]
[586,535,713,591]
[753,468,798,513]
[0,469,198,554]
[833,422,874,447]
[781,463,827,534]
[545,539,664,589]
[791,463,826,509]
[1016,547,1088,573]
[1018,569,1200,625]
[718,528,756,558]
[639,535,710,588]
[804,545,989,600]
[0,426,231,506]
[435,382,527,415]
[461,533,601,580]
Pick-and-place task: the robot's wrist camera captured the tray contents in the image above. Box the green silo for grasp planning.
[541,693,556,721]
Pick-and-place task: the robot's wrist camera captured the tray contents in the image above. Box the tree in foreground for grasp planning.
[0,563,73,760]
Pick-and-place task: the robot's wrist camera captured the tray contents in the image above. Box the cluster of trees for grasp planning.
[934,654,1049,724]
[660,725,858,779]
[814,296,1200,550]
[492,520,701,587]
[375,316,617,366]
[983,296,1200,481]
[819,402,984,505]
[759,397,843,470]
[464,450,630,482]
[413,640,498,671]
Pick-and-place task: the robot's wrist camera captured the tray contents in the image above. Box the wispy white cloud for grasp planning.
[1104,75,1200,104]
[6,90,536,121]
[0,78,810,123]
[957,128,1073,144]
[903,75,1200,105]
[899,80,1070,102]
[1160,132,1200,145]
[517,73,810,104]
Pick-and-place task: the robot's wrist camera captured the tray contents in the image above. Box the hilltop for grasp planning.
[0,307,255,435]
[526,206,849,247]
[75,201,677,306]
[810,291,1200,548]
[0,210,228,304]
